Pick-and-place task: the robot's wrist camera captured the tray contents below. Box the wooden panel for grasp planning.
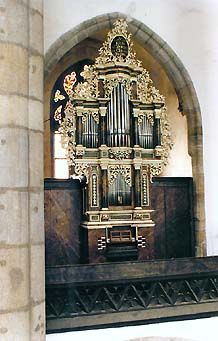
[151,185,166,259]
[45,179,82,266]
[165,186,192,258]
[151,177,194,260]
[138,227,154,260]
[46,256,218,333]
[87,228,107,264]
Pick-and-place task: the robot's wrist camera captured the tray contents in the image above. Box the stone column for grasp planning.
[0,1,45,340]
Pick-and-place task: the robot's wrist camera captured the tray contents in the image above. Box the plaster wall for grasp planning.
[43,0,218,256]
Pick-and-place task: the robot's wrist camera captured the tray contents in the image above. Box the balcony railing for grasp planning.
[46,256,218,333]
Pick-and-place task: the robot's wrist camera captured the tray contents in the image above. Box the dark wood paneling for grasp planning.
[45,177,194,265]
[46,256,218,333]
[46,256,218,286]
[151,177,194,259]
[138,227,154,260]
[45,179,82,266]
[151,185,166,259]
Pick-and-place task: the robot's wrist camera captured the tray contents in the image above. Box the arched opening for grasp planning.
[44,12,205,258]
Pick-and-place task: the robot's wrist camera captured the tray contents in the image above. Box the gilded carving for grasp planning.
[108,165,132,186]
[103,77,132,99]
[149,163,163,178]
[137,110,154,125]
[73,65,99,99]
[54,90,65,102]
[137,70,165,103]
[160,106,173,165]
[95,19,142,68]
[101,214,109,221]
[81,110,99,124]
[58,18,173,179]
[133,213,144,220]
[108,148,131,160]
[76,148,85,156]
[74,163,90,179]
[58,101,76,166]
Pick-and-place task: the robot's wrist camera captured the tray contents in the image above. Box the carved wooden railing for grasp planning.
[46,256,218,333]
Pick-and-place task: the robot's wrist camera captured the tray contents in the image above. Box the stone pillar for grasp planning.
[0,1,45,340]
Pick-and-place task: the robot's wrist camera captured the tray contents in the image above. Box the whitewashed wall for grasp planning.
[44,0,218,261]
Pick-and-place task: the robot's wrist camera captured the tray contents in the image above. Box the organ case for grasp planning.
[58,19,172,263]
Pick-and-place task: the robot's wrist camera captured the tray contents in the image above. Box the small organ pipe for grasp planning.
[138,116,154,149]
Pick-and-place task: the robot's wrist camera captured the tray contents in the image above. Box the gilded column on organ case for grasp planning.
[101,168,108,209]
[134,167,141,208]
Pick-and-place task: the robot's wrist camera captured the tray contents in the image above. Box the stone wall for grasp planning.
[0,0,45,340]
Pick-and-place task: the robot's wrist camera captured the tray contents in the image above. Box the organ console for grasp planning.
[58,19,172,263]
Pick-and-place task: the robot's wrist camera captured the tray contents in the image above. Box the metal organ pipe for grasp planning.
[117,84,121,146]
[82,114,98,148]
[138,116,153,149]
[106,83,131,147]
[124,85,130,146]
[121,84,125,146]
[113,88,118,146]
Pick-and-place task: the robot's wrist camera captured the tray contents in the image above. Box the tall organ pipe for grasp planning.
[106,83,131,147]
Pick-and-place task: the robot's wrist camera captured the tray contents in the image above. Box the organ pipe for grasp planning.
[109,174,131,206]
[106,83,131,147]
[138,116,153,149]
[82,114,98,148]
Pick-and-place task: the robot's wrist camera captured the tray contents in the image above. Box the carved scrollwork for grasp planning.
[58,19,173,175]
[160,105,173,165]
[108,148,131,160]
[74,163,90,178]
[101,214,109,221]
[137,110,154,125]
[103,77,132,99]
[108,165,132,186]
[133,213,144,220]
[149,163,163,178]
[81,110,99,124]
[73,65,99,100]
[58,101,76,166]
[137,70,165,104]
[96,19,142,68]
[76,148,85,156]
[147,111,154,126]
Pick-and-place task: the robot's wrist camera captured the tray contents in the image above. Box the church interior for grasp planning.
[1,1,218,340]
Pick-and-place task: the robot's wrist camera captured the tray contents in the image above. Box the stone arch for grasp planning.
[44,12,206,256]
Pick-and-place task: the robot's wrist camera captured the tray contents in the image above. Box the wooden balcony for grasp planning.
[46,256,218,333]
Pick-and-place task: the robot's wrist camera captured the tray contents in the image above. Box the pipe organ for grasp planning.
[59,19,172,263]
